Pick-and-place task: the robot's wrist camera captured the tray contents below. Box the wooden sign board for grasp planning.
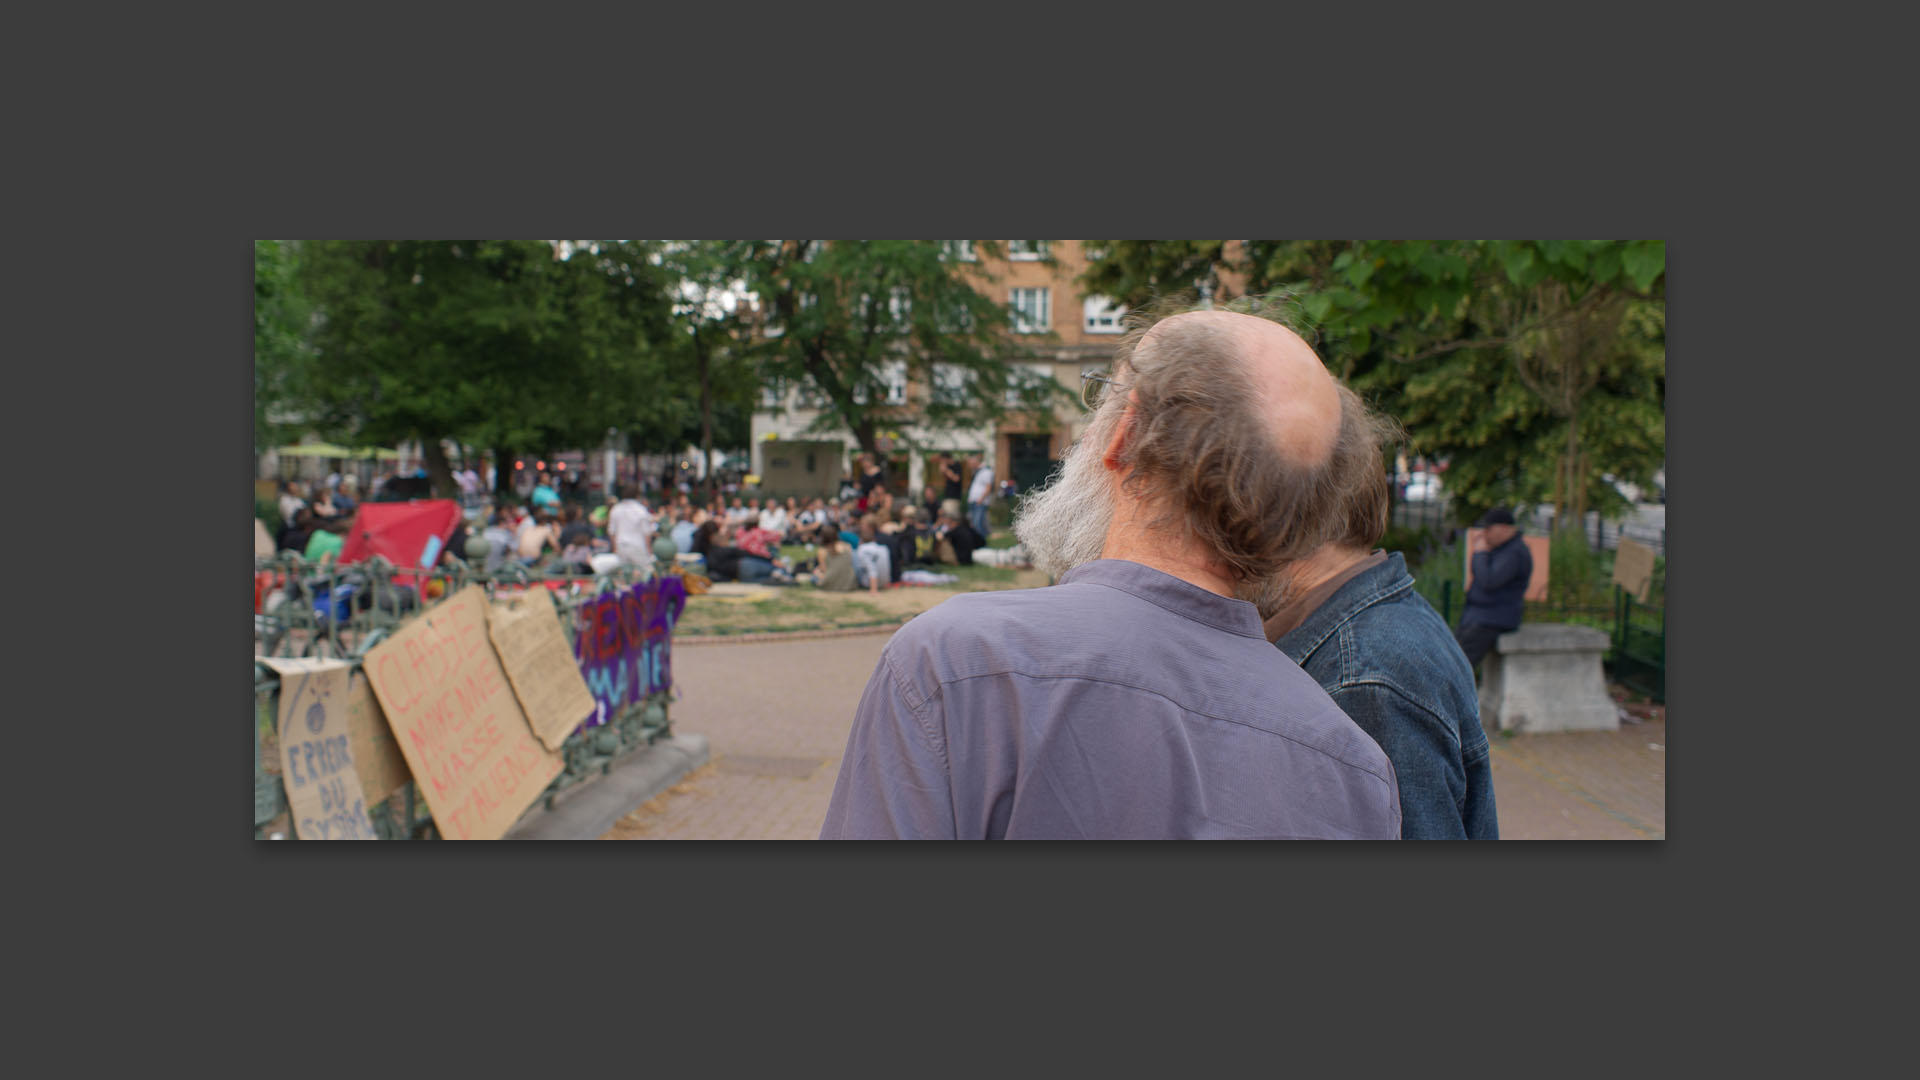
[488,589,599,751]
[1463,531,1552,603]
[363,585,563,840]
[1611,537,1657,603]
[258,656,377,840]
[346,668,413,807]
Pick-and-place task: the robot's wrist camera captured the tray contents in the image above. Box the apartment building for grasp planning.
[749,240,1130,501]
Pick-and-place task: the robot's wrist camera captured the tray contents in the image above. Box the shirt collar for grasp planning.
[1058,559,1265,639]
[1274,551,1414,663]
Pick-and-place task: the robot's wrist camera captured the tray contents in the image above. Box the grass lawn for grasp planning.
[674,547,1043,637]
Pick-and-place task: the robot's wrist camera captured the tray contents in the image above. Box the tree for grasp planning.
[292,240,680,498]
[1079,239,1666,528]
[253,240,313,455]
[738,240,1066,461]
[648,240,762,500]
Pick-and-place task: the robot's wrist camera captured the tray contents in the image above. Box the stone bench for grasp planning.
[1478,623,1618,734]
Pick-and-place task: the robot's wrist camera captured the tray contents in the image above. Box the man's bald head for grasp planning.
[1135,310,1340,467]
[1056,294,1397,612]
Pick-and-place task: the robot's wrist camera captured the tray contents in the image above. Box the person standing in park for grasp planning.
[1454,507,1532,670]
[965,454,994,539]
[607,484,657,568]
[821,304,1401,840]
[1263,414,1498,840]
[277,480,307,528]
[937,453,965,520]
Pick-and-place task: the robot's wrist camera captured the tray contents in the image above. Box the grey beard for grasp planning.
[1012,435,1115,580]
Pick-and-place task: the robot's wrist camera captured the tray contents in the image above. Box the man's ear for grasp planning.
[1101,396,1137,471]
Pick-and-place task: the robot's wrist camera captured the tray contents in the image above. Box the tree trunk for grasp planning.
[421,438,459,500]
[492,446,514,498]
[696,325,714,504]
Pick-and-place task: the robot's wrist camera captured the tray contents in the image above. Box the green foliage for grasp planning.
[254,240,313,453]
[1547,529,1610,608]
[256,496,282,536]
[740,240,1071,457]
[1408,538,1466,625]
[1079,240,1665,523]
[287,241,683,494]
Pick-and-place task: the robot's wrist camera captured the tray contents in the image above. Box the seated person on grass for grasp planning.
[303,516,349,564]
[692,519,784,584]
[933,506,984,566]
[556,504,603,573]
[516,509,559,567]
[853,521,892,594]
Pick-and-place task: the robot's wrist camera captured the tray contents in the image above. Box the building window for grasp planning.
[1083,295,1126,334]
[1010,287,1051,334]
[795,380,824,408]
[942,240,976,262]
[882,361,908,405]
[1008,240,1049,261]
[760,377,787,409]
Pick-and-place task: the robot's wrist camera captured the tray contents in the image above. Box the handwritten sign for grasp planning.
[488,589,600,751]
[574,576,687,728]
[1611,537,1657,602]
[346,669,413,806]
[363,585,563,840]
[1464,531,1551,603]
[258,656,377,840]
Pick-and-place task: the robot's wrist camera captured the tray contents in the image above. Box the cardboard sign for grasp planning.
[488,589,600,751]
[258,656,378,840]
[574,576,687,728]
[346,669,413,806]
[1464,531,1552,603]
[363,586,563,840]
[1611,537,1657,603]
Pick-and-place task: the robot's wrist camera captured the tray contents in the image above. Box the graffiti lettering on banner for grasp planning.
[363,586,564,840]
[257,656,377,840]
[574,576,687,727]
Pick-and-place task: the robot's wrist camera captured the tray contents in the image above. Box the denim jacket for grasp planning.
[1275,553,1498,839]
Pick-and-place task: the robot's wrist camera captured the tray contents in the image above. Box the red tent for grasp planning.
[338,500,463,571]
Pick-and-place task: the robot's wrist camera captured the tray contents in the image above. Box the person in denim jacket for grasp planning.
[1264,441,1498,839]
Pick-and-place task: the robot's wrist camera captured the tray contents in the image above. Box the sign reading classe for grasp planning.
[363,585,562,840]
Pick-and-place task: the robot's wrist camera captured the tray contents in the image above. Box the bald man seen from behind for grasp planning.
[819,301,1401,839]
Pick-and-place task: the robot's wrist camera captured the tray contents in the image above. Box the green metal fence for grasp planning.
[1611,586,1666,703]
[254,553,678,839]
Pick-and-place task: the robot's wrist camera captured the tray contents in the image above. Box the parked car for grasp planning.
[1403,471,1443,502]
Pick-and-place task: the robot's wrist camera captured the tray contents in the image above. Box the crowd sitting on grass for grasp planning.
[265,470,1009,588]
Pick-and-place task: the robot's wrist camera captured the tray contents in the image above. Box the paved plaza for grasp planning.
[603,628,1666,841]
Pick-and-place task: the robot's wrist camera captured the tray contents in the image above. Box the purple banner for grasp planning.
[572,575,688,728]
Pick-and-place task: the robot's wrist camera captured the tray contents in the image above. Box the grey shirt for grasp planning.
[819,559,1402,839]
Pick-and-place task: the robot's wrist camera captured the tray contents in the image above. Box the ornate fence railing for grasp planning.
[254,553,677,838]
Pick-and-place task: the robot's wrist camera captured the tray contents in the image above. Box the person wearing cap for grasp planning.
[1455,507,1533,670]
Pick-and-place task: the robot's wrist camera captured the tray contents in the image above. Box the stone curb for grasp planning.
[502,733,710,840]
[674,619,911,646]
